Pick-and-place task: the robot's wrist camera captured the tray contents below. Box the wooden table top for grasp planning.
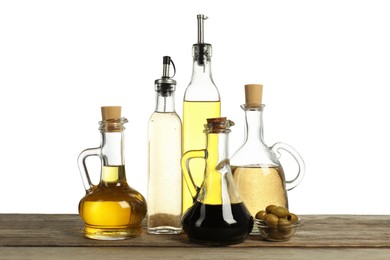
[1,214,390,259]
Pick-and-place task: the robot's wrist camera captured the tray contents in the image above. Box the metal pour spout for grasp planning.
[197,14,208,44]
[162,56,171,78]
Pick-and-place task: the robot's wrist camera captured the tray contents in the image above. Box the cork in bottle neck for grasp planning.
[204,117,234,133]
[99,106,127,132]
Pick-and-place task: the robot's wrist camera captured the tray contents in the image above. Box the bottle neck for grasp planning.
[190,58,213,83]
[100,130,127,183]
[101,131,125,166]
[243,106,266,145]
[205,131,230,172]
[155,91,175,112]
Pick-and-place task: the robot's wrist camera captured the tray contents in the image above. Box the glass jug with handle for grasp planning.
[181,117,253,245]
[78,106,147,240]
[231,84,305,218]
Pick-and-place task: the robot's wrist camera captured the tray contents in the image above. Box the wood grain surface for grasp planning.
[1,214,390,259]
[0,214,389,248]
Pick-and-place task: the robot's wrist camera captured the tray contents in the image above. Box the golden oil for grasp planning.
[182,100,220,212]
[79,165,147,240]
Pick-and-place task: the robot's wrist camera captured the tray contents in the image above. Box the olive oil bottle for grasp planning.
[78,106,147,240]
[182,14,221,214]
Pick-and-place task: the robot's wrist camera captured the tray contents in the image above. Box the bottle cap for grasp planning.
[244,84,263,108]
[101,106,121,121]
[155,56,176,95]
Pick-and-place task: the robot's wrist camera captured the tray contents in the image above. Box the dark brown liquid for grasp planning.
[182,202,253,245]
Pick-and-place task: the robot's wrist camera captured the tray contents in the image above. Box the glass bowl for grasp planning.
[255,218,302,241]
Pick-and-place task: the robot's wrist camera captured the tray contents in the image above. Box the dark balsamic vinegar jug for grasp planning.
[181,117,253,245]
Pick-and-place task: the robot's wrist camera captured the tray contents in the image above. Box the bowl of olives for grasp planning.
[254,205,301,242]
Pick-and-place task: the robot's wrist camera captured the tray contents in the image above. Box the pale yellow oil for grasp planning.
[182,101,221,213]
[79,165,147,240]
[232,165,288,217]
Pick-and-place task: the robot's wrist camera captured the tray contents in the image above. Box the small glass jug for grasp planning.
[78,106,147,240]
[181,117,253,245]
[231,84,305,218]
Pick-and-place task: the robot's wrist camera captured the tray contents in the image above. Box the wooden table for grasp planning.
[0,214,389,259]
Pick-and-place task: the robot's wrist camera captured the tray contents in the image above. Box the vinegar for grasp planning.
[182,202,253,245]
[182,100,220,213]
[148,112,182,233]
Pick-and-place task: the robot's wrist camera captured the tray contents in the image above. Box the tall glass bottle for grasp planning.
[181,117,253,245]
[78,106,147,240]
[182,14,221,214]
[147,56,182,234]
[231,84,305,218]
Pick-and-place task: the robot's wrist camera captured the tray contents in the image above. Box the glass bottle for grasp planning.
[147,56,182,234]
[231,84,305,218]
[182,14,221,214]
[78,106,147,240]
[181,117,253,246]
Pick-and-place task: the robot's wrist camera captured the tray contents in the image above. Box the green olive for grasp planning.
[287,213,299,223]
[278,218,293,237]
[255,210,267,220]
[278,218,291,227]
[269,230,285,240]
[271,206,289,218]
[265,214,279,228]
[265,205,277,214]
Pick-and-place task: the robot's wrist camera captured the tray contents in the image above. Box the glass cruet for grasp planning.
[78,106,147,240]
[147,56,182,234]
[182,14,221,214]
[181,117,253,246]
[230,84,305,218]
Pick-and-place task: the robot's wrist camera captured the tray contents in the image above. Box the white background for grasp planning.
[1,0,389,214]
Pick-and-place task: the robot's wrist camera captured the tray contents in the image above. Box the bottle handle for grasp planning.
[271,142,305,191]
[77,147,101,193]
[181,149,207,201]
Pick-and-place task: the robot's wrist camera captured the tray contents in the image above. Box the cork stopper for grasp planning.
[204,117,234,133]
[100,106,124,132]
[206,117,226,127]
[101,106,121,121]
[245,84,263,108]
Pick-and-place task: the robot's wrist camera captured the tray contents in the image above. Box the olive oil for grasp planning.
[182,100,221,212]
[231,165,288,216]
[79,165,147,240]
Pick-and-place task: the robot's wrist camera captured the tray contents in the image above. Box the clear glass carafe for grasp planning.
[182,14,221,214]
[231,85,305,218]
[181,117,253,246]
[147,56,182,234]
[78,106,147,240]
